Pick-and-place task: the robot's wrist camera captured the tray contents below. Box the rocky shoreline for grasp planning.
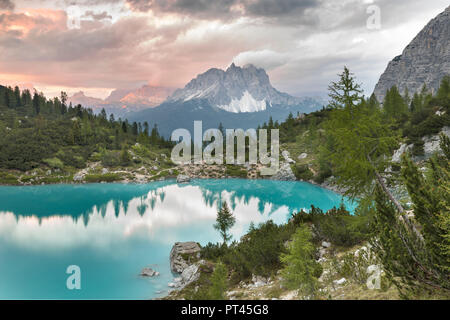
[0,160,347,197]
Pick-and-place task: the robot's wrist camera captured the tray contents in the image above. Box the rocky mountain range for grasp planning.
[374,6,450,101]
[69,85,175,117]
[128,64,323,137]
[168,63,309,113]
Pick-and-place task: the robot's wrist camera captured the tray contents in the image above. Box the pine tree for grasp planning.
[100,108,107,120]
[437,76,450,100]
[7,87,17,108]
[280,225,321,298]
[60,91,68,107]
[383,86,409,121]
[411,92,422,112]
[214,201,236,245]
[328,66,363,110]
[32,92,41,114]
[372,134,450,298]
[120,148,131,166]
[367,93,380,110]
[121,121,127,133]
[132,122,138,136]
[13,86,21,107]
[207,262,228,300]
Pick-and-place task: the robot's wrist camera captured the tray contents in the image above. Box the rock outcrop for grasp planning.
[391,126,450,162]
[170,241,201,273]
[270,163,296,181]
[374,6,450,102]
[168,260,213,290]
[281,150,295,164]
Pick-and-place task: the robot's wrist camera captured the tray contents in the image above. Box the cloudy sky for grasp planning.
[0,0,448,99]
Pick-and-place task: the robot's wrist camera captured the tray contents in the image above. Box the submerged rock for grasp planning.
[140,267,160,277]
[176,174,191,183]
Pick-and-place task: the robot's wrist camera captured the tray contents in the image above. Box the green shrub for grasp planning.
[43,157,64,169]
[300,204,369,247]
[120,148,131,166]
[56,149,86,168]
[411,140,425,156]
[225,165,247,178]
[89,152,102,162]
[314,161,332,184]
[292,164,314,181]
[0,171,19,185]
[40,176,65,184]
[84,173,122,183]
[222,220,296,282]
[201,243,230,261]
[101,151,121,167]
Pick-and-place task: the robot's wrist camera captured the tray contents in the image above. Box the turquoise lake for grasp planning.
[0,179,355,300]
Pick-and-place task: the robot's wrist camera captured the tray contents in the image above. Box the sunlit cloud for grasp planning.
[0,0,448,98]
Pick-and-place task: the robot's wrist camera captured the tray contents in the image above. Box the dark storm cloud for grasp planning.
[0,0,14,11]
[126,0,239,19]
[126,0,320,22]
[243,0,318,17]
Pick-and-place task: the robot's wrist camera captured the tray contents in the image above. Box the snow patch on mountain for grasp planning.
[218,91,267,113]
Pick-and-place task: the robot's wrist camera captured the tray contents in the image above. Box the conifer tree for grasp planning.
[372,134,450,298]
[383,86,409,121]
[214,202,236,245]
[280,225,321,298]
[207,262,228,300]
[328,66,363,110]
[437,76,450,100]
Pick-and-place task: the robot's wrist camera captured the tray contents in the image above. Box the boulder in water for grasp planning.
[176,174,191,183]
[140,267,160,277]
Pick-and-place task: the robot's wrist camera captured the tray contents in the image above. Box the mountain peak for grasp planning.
[228,62,237,70]
[72,91,86,97]
[167,64,303,113]
[374,6,450,101]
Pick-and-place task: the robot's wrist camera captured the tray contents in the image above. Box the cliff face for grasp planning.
[374,6,450,102]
